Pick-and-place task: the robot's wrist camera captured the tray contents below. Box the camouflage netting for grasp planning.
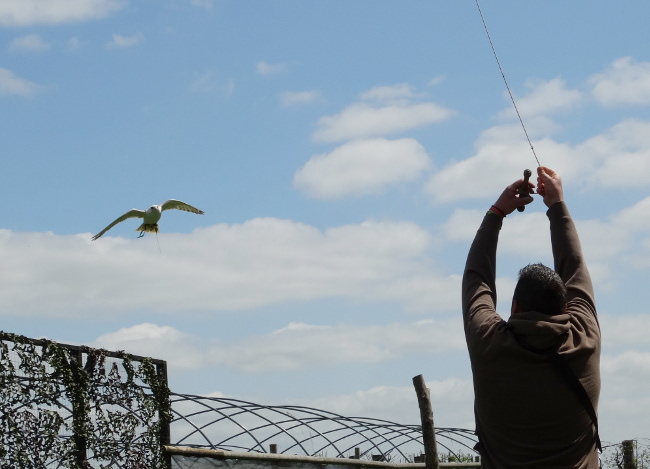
[0,331,171,469]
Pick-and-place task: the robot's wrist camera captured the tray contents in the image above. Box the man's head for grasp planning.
[512,263,567,316]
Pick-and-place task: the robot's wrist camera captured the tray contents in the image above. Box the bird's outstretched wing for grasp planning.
[92,209,145,241]
[160,199,204,215]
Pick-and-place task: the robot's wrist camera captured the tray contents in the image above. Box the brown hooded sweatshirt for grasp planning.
[462,202,601,468]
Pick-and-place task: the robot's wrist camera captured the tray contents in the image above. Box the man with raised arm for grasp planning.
[462,166,601,468]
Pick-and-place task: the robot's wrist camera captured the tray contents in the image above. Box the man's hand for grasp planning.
[536,166,564,207]
[493,178,535,215]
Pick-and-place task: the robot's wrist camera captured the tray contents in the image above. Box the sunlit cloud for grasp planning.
[312,83,455,142]
[0,217,450,317]
[299,379,475,428]
[590,57,650,106]
[0,67,43,96]
[313,101,454,143]
[257,61,287,76]
[92,323,208,370]
[213,318,465,372]
[8,34,50,52]
[91,318,465,373]
[0,0,124,26]
[425,79,650,205]
[294,138,432,199]
[66,36,83,50]
[188,70,235,97]
[281,90,323,107]
[359,83,427,104]
[106,32,144,49]
[496,77,583,120]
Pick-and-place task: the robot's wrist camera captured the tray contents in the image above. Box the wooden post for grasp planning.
[412,375,439,469]
[156,361,172,469]
[622,440,636,469]
[269,444,278,454]
[70,349,89,468]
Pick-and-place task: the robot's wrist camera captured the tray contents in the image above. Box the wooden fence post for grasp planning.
[70,349,90,468]
[412,375,439,469]
[156,361,172,469]
[622,440,636,469]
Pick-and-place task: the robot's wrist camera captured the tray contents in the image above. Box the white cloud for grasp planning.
[91,318,465,374]
[294,138,432,199]
[426,60,650,205]
[0,218,453,317]
[578,119,650,189]
[188,70,234,96]
[424,129,573,204]
[427,76,445,87]
[8,34,50,52]
[497,77,583,120]
[257,61,287,76]
[106,32,143,49]
[600,349,650,441]
[425,114,650,204]
[359,83,426,104]
[423,69,650,205]
[0,0,124,26]
[300,378,475,429]
[590,57,650,106]
[189,71,217,93]
[600,314,650,348]
[313,101,454,143]
[280,90,323,107]
[311,83,454,143]
[92,323,207,370]
[0,68,42,96]
[66,36,83,50]
[444,209,551,257]
[214,318,465,373]
[294,348,650,443]
[443,197,650,296]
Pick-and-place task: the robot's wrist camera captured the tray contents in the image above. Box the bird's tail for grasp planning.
[136,223,159,233]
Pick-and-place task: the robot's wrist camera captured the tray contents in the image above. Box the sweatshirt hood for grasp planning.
[507,311,571,350]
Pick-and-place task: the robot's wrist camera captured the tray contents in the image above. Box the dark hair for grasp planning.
[513,263,567,315]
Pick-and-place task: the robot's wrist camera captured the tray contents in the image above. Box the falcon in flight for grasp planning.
[92,199,204,240]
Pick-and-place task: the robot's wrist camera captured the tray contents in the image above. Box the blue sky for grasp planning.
[2,0,650,446]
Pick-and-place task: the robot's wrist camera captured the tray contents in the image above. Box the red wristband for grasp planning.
[489,205,506,217]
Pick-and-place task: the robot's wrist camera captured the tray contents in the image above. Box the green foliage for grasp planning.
[0,331,171,469]
[438,450,477,463]
[408,451,478,464]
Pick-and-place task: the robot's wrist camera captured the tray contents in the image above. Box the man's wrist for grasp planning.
[488,205,506,217]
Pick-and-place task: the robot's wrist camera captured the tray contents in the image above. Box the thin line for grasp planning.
[155,231,162,256]
[475,0,541,167]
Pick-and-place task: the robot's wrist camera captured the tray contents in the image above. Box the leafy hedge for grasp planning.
[0,331,171,469]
